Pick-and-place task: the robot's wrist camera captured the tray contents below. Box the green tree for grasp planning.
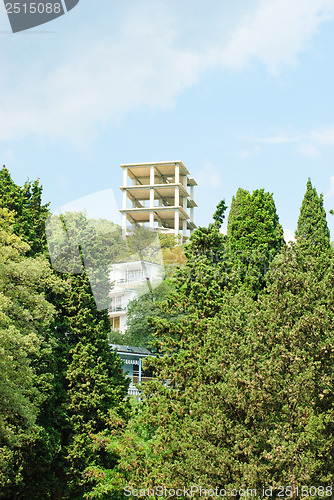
[296,178,330,254]
[241,244,334,491]
[43,210,131,498]
[87,186,334,496]
[0,166,50,255]
[49,271,130,499]
[85,210,232,497]
[126,244,334,492]
[212,198,228,228]
[226,188,285,294]
[0,208,63,498]
[0,169,131,499]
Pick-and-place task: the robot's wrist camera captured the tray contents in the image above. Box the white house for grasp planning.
[109,260,162,332]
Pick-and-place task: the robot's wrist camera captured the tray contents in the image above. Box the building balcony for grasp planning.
[128,386,140,397]
[132,376,155,385]
[108,309,127,318]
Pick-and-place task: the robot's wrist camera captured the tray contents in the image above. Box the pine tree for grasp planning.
[96,192,334,494]
[86,185,334,495]
[45,210,130,498]
[243,244,334,491]
[84,204,235,497]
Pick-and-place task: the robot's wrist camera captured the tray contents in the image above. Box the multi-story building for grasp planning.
[109,161,197,333]
[120,161,197,242]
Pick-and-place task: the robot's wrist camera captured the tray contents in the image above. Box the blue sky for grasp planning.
[1,0,334,242]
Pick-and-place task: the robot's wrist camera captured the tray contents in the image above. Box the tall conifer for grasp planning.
[227,188,284,294]
[295,178,330,254]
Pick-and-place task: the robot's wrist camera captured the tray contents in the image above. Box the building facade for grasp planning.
[120,161,197,242]
[109,260,162,333]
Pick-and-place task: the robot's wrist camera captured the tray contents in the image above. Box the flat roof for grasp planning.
[121,161,190,179]
[111,260,161,268]
[121,160,186,169]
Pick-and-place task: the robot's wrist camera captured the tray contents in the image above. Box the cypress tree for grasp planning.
[97,193,334,494]
[295,178,330,254]
[51,271,130,499]
[227,188,285,294]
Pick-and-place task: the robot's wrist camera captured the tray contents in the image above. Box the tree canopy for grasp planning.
[227,188,285,294]
[2,168,334,499]
[295,178,331,254]
[87,179,334,498]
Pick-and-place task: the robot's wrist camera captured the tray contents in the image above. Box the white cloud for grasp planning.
[0,2,204,147]
[1,0,334,146]
[253,133,298,144]
[221,0,334,73]
[248,124,334,157]
[239,147,261,159]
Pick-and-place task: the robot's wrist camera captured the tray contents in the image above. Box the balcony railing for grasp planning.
[128,386,140,397]
[115,276,144,284]
[132,376,155,384]
[109,306,126,313]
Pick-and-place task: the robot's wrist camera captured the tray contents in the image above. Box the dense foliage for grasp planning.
[1,168,334,500]
[87,182,334,499]
[0,167,130,500]
[227,188,285,294]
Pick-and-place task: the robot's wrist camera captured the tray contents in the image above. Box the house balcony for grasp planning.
[128,386,140,397]
[127,377,155,398]
[132,376,155,385]
[108,308,127,318]
[109,306,126,312]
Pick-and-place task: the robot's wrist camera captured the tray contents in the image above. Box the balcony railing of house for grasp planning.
[128,386,140,397]
[109,306,127,313]
[115,275,145,285]
[127,376,155,398]
[127,378,171,396]
[132,376,155,385]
